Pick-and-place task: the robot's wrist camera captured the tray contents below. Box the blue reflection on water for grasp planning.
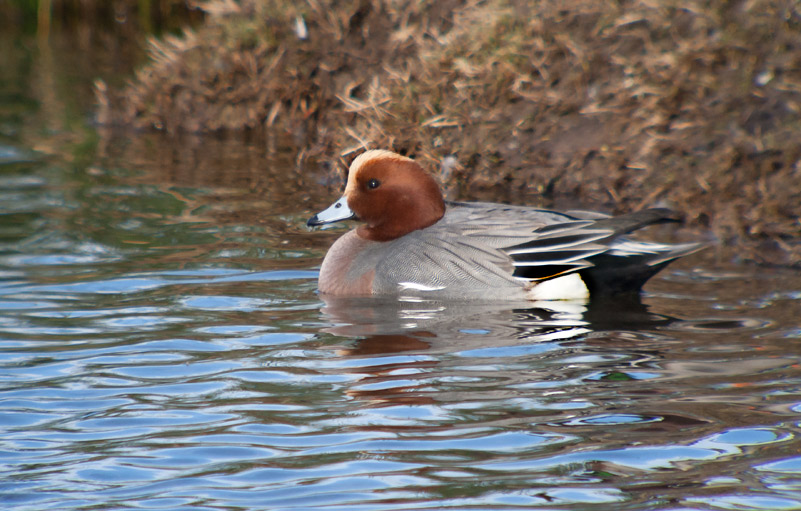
[2,130,801,511]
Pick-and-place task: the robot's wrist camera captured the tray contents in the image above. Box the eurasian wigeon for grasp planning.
[307,149,702,300]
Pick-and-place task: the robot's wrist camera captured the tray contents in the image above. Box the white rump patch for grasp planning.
[527,273,589,301]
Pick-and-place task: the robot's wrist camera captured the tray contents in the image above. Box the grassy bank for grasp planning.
[98,0,801,266]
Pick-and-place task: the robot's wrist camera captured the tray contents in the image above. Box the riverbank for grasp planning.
[98,0,801,266]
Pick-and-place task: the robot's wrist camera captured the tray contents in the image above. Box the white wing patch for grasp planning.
[398,282,447,292]
[608,240,673,256]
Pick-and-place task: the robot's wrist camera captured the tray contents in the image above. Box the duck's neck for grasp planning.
[358,188,445,242]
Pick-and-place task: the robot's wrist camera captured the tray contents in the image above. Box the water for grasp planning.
[2,31,801,511]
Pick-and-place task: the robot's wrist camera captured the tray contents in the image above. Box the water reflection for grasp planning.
[3,132,801,508]
[3,30,801,511]
[319,293,678,356]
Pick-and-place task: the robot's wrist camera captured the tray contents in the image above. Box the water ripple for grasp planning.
[2,151,801,510]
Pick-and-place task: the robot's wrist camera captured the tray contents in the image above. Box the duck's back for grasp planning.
[329,202,701,300]
[371,202,701,299]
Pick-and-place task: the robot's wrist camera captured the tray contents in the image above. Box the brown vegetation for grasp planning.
[97,0,801,266]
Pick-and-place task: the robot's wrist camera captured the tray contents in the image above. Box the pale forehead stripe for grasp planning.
[346,150,415,192]
[349,150,414,175]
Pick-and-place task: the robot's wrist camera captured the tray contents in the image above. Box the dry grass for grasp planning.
[98,0,801,266]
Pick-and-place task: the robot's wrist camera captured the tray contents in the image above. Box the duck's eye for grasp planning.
[366,178,381,190]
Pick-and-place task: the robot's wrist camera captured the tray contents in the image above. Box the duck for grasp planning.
[307,149,703,300]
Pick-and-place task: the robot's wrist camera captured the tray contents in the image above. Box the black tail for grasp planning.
[578,208,703,296]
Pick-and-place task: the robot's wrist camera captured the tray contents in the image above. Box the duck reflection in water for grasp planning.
[318,294,677,407]
[320,293,674,357]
